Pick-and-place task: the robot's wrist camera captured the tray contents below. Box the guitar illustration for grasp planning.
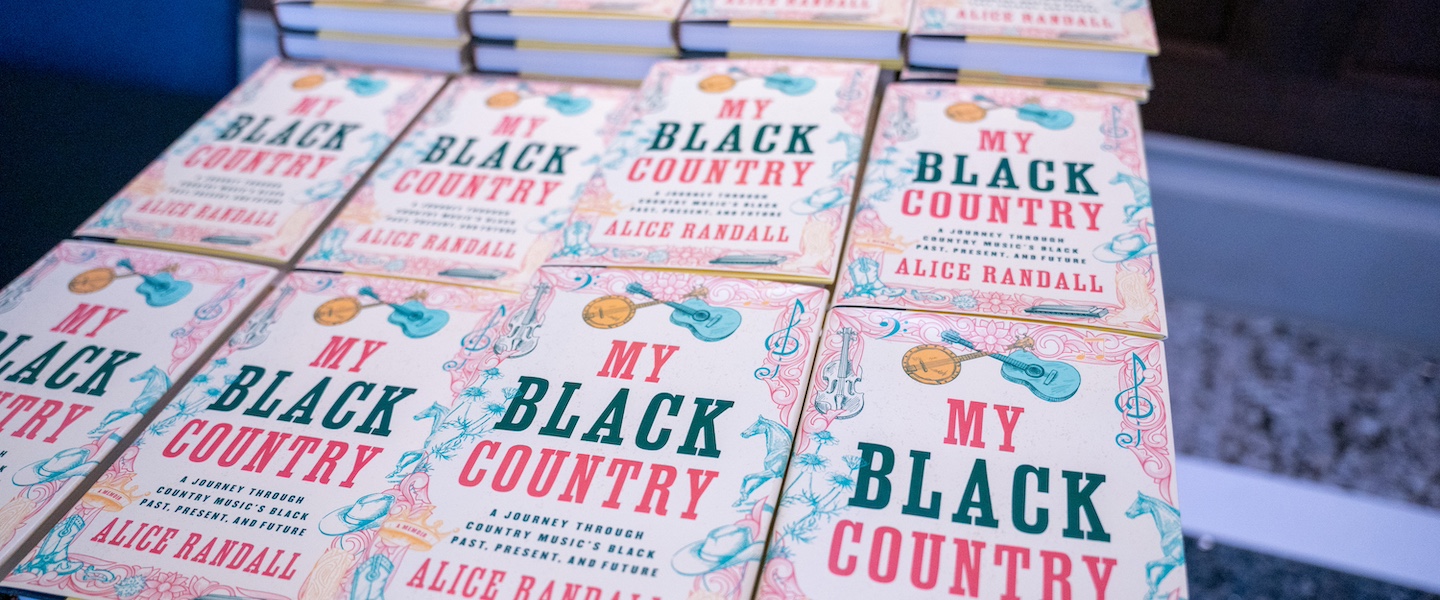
[313,287,450,339]
[582,287,709,330]
[1016,103,1075,130]
[812,327,864,419]
[68,259,192,307]
[492,282,550,357]
[940,331,1082,402]
[623,283,741,342]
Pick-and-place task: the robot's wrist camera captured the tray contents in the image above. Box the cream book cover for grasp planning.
[681,0,914,30]
[547,59,881,283]
[393,266,828,599]
[1,272,511,599]
[73,59,448,263]
[837,83,1165,337]
[469,0,688,20]
[761,306,1185,599]
[301,76,634,292]
[910,0,1158,54]
[0,241,276,569]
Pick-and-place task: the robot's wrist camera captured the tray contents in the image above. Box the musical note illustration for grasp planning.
[764,299,806,358]
[1114,352,1154,447]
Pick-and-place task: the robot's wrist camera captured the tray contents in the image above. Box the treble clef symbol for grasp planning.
[1114,352,1154,447]
[764,300,805,357]
[445,305,508,372]
[1101,105,1129,151]
[755,300,806,380]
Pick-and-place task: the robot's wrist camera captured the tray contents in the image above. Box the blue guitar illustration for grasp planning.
[358,287,449,339]
[492,282,550,358]
[69,259,192,307]
[624,283,741,342]
[1016,103,1075,130]
[314,287,449,338]
[812,327,864,419]
[940,331,1081,402]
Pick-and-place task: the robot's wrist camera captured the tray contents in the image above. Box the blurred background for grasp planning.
[2,1,1438,597]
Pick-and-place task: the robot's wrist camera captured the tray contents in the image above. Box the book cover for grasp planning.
[682,0,913,30]
[0,241,276,568]
[760,306,1186,599]
[73,59,448,263]
[1,271,510,599]
[900,68,1151,101]
[547,59,881,283]
[384,266,828,599]
[836,83,1165,337]
[469,0,688,20]
[910,0,1158,54]
[301,76,635,292]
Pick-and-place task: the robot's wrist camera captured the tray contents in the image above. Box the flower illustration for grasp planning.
[796,453,828,470]
[145,571,192,600]
[811,430,836,446]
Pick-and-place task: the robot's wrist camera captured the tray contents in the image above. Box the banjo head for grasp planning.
[902,344,961,386]
[314,297,363,326]
[582,296,636,330]
[69,268,116,294]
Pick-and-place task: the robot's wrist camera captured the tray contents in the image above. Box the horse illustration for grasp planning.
[733,416,792,507]
[88,367,170,441]
[828,131,863,178]
[1126,492,1185,600]
[388,377,508,481]
[1111,173,1151,223]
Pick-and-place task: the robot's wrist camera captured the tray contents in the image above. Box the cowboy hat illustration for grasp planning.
[318,493,395,536]
[12,448,98,486]
[1094,232,1157,263]
[671,524,764,576]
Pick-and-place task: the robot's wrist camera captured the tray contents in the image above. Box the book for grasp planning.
[908,0,1158,89]
[274,0,471,39]
[73,59,448,264]
[836,82,1166,337]
[547,59,882,284]
[0,271,511,599]
[282,30,470,73]
[381,265,830,599]
[0,241,276,569]
[899,67,1151,102]
[473,40,677,83]
[300,75,635,292]
[678,0,914,65]
[760,306,1187,599]
[469,0,688,50]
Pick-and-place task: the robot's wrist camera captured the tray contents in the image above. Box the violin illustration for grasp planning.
[940,331,1081,402]
[813,327,864,419]
[313,287,450,339]
[492,282,550,357]
[232,286,294,350]
[68,259,192,307]
[622,283,741,342]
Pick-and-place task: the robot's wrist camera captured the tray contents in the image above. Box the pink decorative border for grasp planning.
[837,83,1164,336]
[759,307,1174,599]
[547,60,880,282]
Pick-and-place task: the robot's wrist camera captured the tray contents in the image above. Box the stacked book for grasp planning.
[0,5,1183,594]
[677,0,913,69]
[469,0,688,82]
[276,0,473,71]
[904,0,1158,99]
